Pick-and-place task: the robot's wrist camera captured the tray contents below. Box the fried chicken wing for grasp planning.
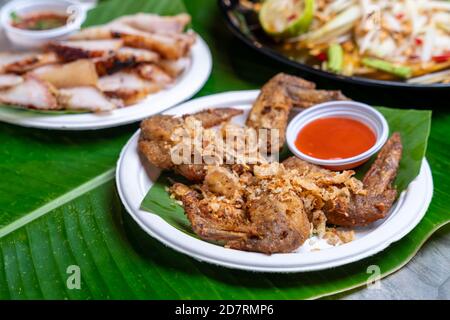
[171,170,311,254]
[139,108,244,181]
[283,133,403,227]
[246,73,349,152]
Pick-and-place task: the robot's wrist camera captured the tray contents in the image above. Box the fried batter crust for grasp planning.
[139,108,243,180]
[283,133,403,227]
[246,73,348,152]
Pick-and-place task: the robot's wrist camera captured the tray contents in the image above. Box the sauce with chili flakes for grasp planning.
[295,117,376,160]
[11,12,69,31]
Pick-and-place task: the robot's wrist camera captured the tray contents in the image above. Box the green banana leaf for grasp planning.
[140,107,432,238]
[0,0,449,300]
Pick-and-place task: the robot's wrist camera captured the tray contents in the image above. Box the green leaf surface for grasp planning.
[140,107,431,238]
[0,0,449,300]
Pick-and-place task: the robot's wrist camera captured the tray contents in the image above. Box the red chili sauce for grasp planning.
[295,117,376,160]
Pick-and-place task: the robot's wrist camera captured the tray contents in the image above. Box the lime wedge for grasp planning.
[259,0,315,38]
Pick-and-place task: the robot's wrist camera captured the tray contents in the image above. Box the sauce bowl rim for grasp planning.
[0,0,86,38]
[286,101,389,167]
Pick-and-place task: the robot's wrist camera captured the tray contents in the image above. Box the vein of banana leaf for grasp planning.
[0,168,115,238]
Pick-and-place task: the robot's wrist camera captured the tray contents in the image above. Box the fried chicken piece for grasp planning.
[171,178,310,254]
[288,88,349,109]
[228,192,310,253]
[171,175,311,254]
[283,133,403,227]
[246,73,314,152]
[246,73,348,152]
[139,108,244,181]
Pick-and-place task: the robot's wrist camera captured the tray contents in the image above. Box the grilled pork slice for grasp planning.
[0,74,23,89]
[94,47,160,76]
[99,71,160,105]
[157,57,190,77]
[48,39,124,61]
[0,52,59,74]
[70,22,195,59]
[58,86,117,112]
[110,23,194,59]
[31,60,98,88]
[136,64,173,86]
[115,13,191,35]
[0,75,59,110]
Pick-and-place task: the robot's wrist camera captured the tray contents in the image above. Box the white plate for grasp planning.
[116,91,434,273]
[0,29,212,130]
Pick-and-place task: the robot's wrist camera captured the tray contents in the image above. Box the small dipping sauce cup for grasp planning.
[286,101,389,170]
[0,0,87,49]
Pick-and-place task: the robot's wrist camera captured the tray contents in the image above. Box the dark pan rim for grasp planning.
[218,0,450,90]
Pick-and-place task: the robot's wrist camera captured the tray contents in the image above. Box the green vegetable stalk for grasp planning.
[327,44,343,73]
[362,57,412,79]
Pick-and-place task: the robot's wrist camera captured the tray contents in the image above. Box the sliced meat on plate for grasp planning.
[157,57,190,77]
[136,64,173,87]
[99,71,160,105]
[47,39,124,61]
[0,52,59,74]
[0,74,23,89]
[115,13,191,35]
[31,59,98,88]
[0,75,59,110]
[110,23,195,59]
[58,86,117,112]
[116,47,160,63]
[71,22,195,59]
[94,47,160,76]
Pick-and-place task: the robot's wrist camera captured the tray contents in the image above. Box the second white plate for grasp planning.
[0,32,212,130]
[116,91,434,273]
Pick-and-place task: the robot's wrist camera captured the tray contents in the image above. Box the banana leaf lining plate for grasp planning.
[116,91,433,273]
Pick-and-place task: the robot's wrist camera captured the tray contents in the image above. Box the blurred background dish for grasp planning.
[218,0,450,108]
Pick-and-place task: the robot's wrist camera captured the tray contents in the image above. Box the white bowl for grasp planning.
[286,101,389,170]
[0,0,87,49]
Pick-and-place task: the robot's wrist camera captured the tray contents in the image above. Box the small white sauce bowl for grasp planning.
[286,101,389,170]
[0,0,87,49]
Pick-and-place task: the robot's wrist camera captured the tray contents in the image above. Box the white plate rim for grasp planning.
[116,90,434,273]
[0,33,212,130]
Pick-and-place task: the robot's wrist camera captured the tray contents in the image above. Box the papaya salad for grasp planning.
[244,0,450,84]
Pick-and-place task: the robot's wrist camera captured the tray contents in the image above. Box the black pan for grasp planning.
[218,0,450,108]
